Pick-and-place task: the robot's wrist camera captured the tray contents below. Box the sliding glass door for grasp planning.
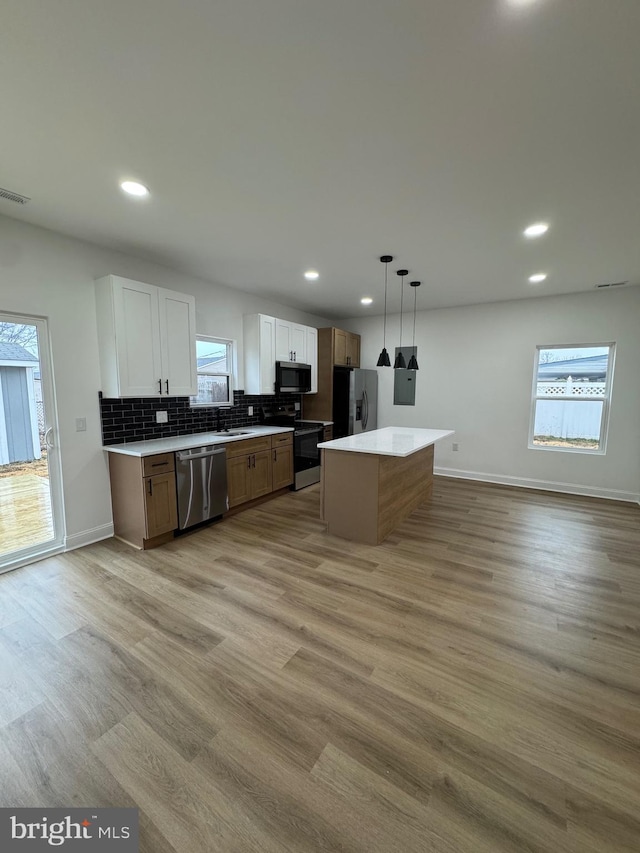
[0,313,64,571]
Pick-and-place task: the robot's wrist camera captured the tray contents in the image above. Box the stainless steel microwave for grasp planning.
[275,361,312,393]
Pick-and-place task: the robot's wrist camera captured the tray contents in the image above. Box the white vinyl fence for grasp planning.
[533,380,605,441]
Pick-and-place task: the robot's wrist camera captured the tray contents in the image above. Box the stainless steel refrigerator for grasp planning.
[333,367,378,437]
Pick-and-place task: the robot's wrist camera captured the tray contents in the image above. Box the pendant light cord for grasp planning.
[383,263,388,347]
[399,274,404,348]
[412,284,417,347]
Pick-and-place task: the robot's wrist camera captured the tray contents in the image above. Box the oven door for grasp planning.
[293,426,322,489]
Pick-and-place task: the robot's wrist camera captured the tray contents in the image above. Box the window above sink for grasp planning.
[190,336,235,407]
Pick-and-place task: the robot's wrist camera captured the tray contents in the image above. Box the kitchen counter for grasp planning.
[320,426,454,545]
[103,426,293,457]
[299,419,334,426]
[318,427,453,457]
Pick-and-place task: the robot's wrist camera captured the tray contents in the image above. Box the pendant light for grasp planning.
[376,255,393,367]
[407,281,420,370]
[394,269,408,369]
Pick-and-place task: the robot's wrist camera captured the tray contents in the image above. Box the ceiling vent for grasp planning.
[594,281,628,289]
[0,187,31,205]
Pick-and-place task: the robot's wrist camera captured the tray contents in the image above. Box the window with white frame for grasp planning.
[529,343,615,453]
[190,336,234,407]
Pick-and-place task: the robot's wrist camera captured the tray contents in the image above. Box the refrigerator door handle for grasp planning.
[362,389,368,430]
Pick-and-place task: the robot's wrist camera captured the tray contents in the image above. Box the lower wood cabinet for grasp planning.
[144,471,178,538]
[108,434,295,545]
[272,432,294,490]
[226,436,273,509]
[226,433,293,509]
[108,451,178,549]
[323,425,334,442]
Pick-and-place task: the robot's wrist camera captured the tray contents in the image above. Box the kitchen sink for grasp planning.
[212,430,252,436]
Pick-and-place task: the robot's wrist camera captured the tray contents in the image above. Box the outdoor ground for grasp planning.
[533,437,599,450]
[0,452,48,479]
[0,452,53,555]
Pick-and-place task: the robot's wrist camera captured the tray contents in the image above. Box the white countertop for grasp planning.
[318,427,454,457]
[103,426,293,457]
[299,419,334,426]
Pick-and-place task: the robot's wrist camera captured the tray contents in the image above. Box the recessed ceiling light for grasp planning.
[529,273,547,283]
[304,270,319,281]
[524,222,549,238]
[360,297,373,305]
[120,180,149,197]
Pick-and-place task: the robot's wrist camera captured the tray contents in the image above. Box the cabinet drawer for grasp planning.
[225,436,272,458]
[271,432,293,448]
[142,453,175,477]
[323,427,333,441]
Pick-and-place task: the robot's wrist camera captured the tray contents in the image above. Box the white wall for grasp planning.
[0,215,329,547]
[346,287,640,502]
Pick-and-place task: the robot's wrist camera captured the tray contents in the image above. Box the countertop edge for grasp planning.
[318,428,455,457]
[103,426,294,457]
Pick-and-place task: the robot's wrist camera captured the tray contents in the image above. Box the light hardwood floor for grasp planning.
[1,477,639,852]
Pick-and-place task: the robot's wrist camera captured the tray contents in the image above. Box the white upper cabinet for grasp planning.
[275,319,309,363]
[244,314,318,395]
[158,289,197,396]
[290,324,307,363]
[275,318,293,362]
[243,314,276,395]
[95,275,197,398]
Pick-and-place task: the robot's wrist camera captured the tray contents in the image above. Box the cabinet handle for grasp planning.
[247,455,251,469]
[150,462,168,468]
[252,454,256,468]
[158,379,162,393]
[273,450,277,462]
[148,478,153,496]
[165,379,169,394]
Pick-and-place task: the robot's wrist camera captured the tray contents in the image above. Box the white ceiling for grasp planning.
[1,0,639,319]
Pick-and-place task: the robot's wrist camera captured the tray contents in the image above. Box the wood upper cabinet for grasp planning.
[331,327,360,367]
[346,332,360,368]
[108,451,177,549]
[306,326,318,393]
[95,275,197,398]
[333,328,348,366]
[301,327,361,423]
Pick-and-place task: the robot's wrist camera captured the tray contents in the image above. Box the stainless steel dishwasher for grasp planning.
[175,445,228,530]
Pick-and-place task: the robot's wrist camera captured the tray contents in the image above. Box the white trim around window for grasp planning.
[528,342,616,455]
[190,335,236,407]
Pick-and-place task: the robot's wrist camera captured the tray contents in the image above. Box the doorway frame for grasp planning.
[0,311,66,573]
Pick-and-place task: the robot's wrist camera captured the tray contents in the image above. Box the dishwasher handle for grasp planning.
[176,447,227,462]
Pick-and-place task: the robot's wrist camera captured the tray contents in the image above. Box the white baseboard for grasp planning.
[434,467,640,504]
[64,523,114,551]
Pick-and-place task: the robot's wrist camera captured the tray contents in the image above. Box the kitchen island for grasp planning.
[318,427,454,545]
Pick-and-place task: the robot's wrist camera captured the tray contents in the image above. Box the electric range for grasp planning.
[260,404,324,490]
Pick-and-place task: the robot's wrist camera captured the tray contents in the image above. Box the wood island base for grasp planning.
[320,443,434,545]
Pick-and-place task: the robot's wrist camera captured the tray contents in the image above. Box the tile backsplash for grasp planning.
[100,390,302,445]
